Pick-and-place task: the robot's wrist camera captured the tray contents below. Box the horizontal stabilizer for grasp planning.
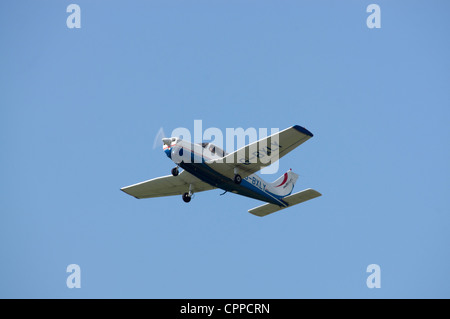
[248,188,321,217]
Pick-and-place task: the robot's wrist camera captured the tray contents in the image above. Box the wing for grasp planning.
[121,170,215,199]
[206,125,313,179]
[248,188,321,217]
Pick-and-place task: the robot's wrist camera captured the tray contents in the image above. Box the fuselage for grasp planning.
[164,138,291,207]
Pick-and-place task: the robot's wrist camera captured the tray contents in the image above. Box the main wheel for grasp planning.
[234,174,242,184]
[182,192,191,203]
[171,167,179,176]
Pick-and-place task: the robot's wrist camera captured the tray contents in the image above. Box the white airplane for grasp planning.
[121,125,321,217]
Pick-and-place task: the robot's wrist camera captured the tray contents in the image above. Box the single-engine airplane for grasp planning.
[121,125,321,216]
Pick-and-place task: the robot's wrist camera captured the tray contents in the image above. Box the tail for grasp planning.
[268,169,299,197]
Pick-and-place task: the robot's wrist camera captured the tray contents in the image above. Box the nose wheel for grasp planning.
[171,167,179,176]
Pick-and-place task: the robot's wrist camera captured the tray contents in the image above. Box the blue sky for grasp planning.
[1,1,449,298]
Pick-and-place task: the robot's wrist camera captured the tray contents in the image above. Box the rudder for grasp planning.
[268,169,299,197]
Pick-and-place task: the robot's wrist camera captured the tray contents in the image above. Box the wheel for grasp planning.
[234,174,242,184]
[182,192,191,203]
[171,167,179,176]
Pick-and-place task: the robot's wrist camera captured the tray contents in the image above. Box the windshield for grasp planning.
[197,142,227,157]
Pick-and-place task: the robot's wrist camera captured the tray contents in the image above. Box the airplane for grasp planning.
[121,125,321,217]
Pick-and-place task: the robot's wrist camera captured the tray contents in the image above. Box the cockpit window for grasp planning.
[197,142,227,157]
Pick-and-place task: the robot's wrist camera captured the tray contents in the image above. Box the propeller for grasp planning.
[153,127,168,149]
[162,138,172,146]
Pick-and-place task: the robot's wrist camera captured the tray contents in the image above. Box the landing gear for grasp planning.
[182,184,193,203]
[171,167,179,176]
[233,167,242,184]
[182,192,191,203]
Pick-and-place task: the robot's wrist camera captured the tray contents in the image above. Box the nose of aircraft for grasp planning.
[162,138,173,159]
[162,138,172,146]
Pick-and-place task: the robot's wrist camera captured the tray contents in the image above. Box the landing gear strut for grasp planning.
[171,167,179,176]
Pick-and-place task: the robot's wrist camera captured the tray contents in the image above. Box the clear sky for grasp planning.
[1,1,449,298]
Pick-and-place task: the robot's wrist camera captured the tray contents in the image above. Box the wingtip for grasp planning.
[293,125,314,137]
[121,187,141,199]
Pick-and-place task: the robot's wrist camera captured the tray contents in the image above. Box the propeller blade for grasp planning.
[153,127,167,149]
